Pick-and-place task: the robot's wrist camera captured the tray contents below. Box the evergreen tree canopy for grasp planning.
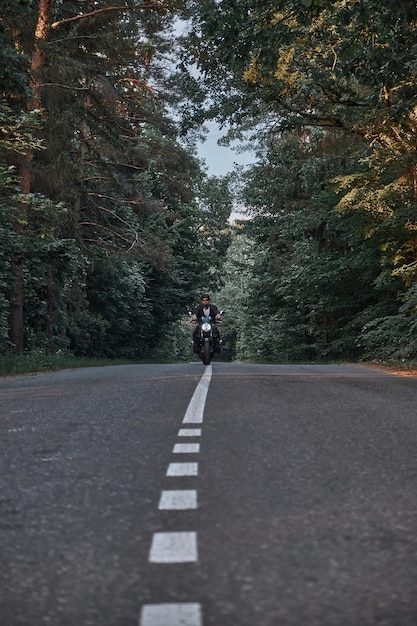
[0,0,232,359]
[178,2,417,362]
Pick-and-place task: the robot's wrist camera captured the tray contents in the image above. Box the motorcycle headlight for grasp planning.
[202,322,211,332]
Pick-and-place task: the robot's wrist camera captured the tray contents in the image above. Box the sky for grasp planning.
[170,20,255,177]
[196,122,255,222]
[197,122,255,177]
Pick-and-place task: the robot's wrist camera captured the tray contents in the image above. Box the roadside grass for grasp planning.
[0,351,140,377]
[361,359,417,376]
[2,350,417,378]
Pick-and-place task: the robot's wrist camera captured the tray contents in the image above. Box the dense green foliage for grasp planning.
[3,1,417,366]
[0,1,232,362]
[180,0,417,363]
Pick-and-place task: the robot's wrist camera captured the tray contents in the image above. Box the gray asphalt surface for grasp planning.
[1,362,417,625]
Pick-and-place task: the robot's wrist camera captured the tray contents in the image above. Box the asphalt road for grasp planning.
[1,362,417,626]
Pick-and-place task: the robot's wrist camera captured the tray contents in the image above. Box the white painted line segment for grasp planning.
[149,531,198,563]
[173,443,200,454]
[140,602,202,626]
[166,462,198,476]
[178,428,202,437]
[182,364,212,423]
[158,490,198,510]
[139,367,210,625]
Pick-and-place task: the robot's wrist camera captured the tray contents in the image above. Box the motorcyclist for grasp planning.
[191,294,222,354]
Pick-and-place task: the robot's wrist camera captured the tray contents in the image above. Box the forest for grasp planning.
[2,0,417,366]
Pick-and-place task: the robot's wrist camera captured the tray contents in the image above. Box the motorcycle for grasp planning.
[191,312,223,365]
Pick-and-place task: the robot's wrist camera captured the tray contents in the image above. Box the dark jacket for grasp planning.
[194,303,220,320]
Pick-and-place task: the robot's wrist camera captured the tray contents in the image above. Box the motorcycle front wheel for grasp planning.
[202,341,212,365]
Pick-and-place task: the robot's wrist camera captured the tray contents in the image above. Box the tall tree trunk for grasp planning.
[46,264,60,354]
[9,0,52,352]
[8,260,24,352]
[9,152,33,352]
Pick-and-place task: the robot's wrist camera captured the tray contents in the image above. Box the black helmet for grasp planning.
[201,293,210,300]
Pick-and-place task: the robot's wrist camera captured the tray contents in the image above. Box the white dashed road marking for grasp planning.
[166,462,199,476]
[149,531,198,563]
[140,366,212,626]
[173,442,200,454]
[140,602,203,626]
[178,428,202,437]
[158,490,198,510]
[182,365,212,423]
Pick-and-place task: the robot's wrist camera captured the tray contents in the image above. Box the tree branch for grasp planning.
[51,3,165,29]
[41,82,90,91]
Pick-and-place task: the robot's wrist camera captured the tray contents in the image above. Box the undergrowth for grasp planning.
[0,351,136,377]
